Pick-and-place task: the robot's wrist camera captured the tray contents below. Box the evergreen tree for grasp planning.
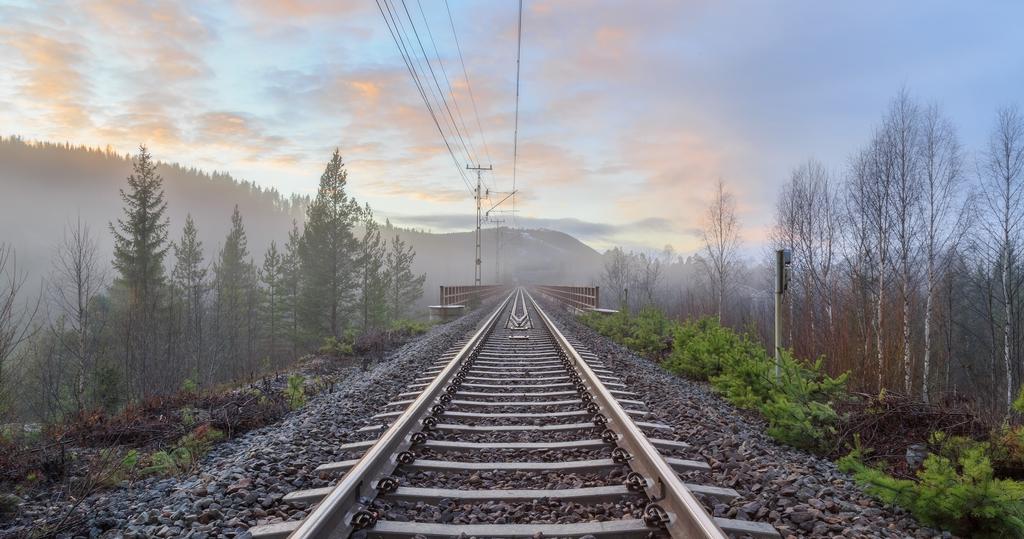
[214,206,255,381]
[385,233,426,322]
[358,205,388,330]
[299,150,360,339]
[172,214,206,382]
[109,145,169,398]
[281,220,303,361]
[259,241,284,367]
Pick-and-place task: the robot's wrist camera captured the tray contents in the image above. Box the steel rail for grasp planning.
[525,289,729,539]
[285,291,514,538]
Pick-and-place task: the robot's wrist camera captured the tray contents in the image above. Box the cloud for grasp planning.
[0,23,92,132]
[385,213,676,243]
[192,111,289,159]
[240,0,371,20]
[82,1,215,84]
[5,1,1021,257]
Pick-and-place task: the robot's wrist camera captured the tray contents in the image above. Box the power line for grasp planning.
[375,0,474,195]
[416,0,480,169]
[511,0,523,228]
[444,0,493,170]
[398,0,476,170]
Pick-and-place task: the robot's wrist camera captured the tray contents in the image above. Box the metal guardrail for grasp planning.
[439,284,509,306]
[534,285,600,311]
[526,289,730,539]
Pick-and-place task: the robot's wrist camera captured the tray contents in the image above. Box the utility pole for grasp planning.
[775,249,792,380]
[467,164,492,286]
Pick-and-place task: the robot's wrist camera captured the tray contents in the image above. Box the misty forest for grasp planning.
[4,2,1024,538]
[599,93,1024,417]
[1,145,426,423]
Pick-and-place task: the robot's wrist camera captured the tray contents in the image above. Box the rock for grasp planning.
[227,478,252,493]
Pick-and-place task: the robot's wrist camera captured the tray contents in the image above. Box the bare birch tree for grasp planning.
[883,92,923,396]
[979,105,1024,409]
[0,244,40,418]
[919,104,966,402]
[601,247,634,310]
[701,178,742,322]
[49,218,108,411]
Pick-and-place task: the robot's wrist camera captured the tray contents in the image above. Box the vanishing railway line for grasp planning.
[250,288,779,538]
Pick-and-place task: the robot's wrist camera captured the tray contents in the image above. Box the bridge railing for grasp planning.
[534,285,600,311]
[439,285,509,306]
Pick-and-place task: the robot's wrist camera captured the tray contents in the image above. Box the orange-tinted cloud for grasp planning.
[1,30,92,131]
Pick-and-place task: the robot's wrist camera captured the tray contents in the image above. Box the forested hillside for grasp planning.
[0,138,605,309]
[0,137,308,283]
[0,146,426,424]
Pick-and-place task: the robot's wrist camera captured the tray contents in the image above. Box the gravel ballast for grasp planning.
[536,295,941,539]
[2,294,944,538]
[0,306,493,539]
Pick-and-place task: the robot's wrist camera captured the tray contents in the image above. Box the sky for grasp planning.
[2,1,1023,254]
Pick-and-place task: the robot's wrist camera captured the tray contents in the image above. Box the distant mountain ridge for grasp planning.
[0,138,605,308]
[0,137,308,281]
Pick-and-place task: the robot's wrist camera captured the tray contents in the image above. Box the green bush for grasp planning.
[144,447,192,476]
[581,311,848,453]
[319,335,354,357]
[839,439,1024,538]
[391,319,431,335]
[0,492,22,515]
[623,307,675,358]
[180,377,198,395]
[579,310,632,343]
[1014,387,1024,415]
[663,317,749,380]
[580,308,676,359]
[286,374,306,409]
[143,425,224,477]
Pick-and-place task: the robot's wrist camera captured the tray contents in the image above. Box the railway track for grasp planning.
[250,288,779,538]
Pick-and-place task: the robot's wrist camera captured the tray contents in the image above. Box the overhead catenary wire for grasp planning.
[389,0,471,168]
[511,0,523,228]
[398,0,477,172]
[416,0,481,170]
[375,0,474,195]
[444,0,494,172]
[380,0,472,194]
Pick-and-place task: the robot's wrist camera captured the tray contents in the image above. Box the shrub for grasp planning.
[710,343,847,452]
[144,447,192,476]
[580,308,676,359]
[180,406,197,427]
[839,440,1024,538]
[662,317,756,380]
[582,310,848,453]
[319,335,354,357]
[1014,387,1024,415]
[286,374,306,409]
[391,319,431,335]
[143,425,223,477]
[0,492,21,515]
[181,377,198,395]
[623,307,675,358]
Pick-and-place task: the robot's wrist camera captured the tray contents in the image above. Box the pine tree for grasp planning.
[299,150,360,339]
[172,214,207,383]
[358,204,388,330]
[214,206,255,381]
[281,220,303,361]
[385,233,426,323]
[109,145,169,398]
[259,241,284,367]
